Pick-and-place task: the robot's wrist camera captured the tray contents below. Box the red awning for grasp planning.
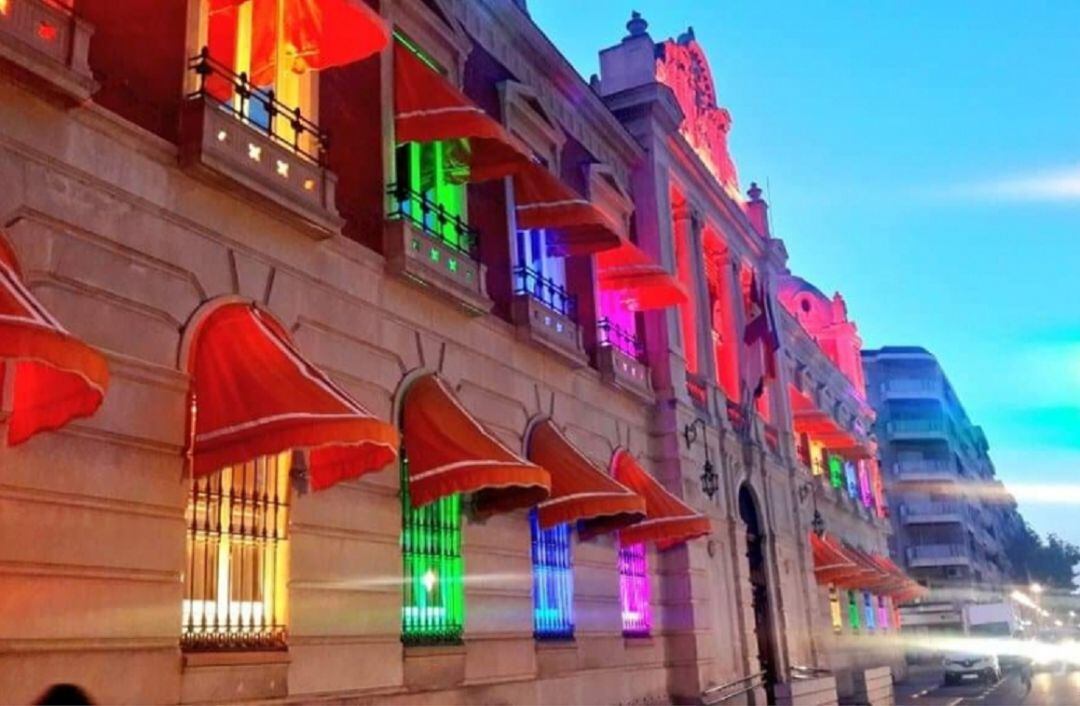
[402,374,550,517]
[597,239,688,311]
[790,387,871,460]
[810,532,858,586]
[527,418,645,532]
[0,240,109,446]
[513,164,623,256]
[394,43,532,183]
[610,449,711,549]
[843,543,895,591]
[186,303,398,491]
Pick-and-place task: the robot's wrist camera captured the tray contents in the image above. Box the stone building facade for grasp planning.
[0,1,905,703]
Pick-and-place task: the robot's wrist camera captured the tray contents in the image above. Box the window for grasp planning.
[393,140,471,251]
[182,452,290,650]
[858,461,874,508]
[828,455,844,489]
[847,591,861,631]
[863,592,876,630]
[530,510,574,640]
[619,542,651,636]
[516,228,574,318]
[829,586,843,633]
[844,461,859,499]
[598,290,644,360]
[878,596,890,629]
[401,452,464,645]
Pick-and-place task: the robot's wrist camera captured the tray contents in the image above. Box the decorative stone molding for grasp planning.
[510,294,587,367]
[383,218,491,316]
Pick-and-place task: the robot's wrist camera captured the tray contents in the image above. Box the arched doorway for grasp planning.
[739,484,778,703]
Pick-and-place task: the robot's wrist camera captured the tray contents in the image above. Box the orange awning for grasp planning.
[402,374,550,517]
[513,164,622,256]
[790,387,871,459]
[527,418,645,531]
[186,303,399,491]
[597,239,688,311]
[610,449,710,549]
[0,239,109,446]
[843,543,895,591]
[394,43,532,183]
[809,532,862,587]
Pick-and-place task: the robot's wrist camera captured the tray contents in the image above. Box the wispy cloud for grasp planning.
[948,165,1080,202]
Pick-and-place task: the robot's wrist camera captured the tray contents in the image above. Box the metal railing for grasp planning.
[907,543,969,560]
[687,374,709,409]
[514,266,577,321]
[386,183,479,259]
[597,317,645,361]
[701,671,767,705]
[790,665,832,681]
[726,398,748,434]
[187,47,328,165]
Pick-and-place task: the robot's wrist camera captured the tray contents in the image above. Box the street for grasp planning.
[896,665,1080,706]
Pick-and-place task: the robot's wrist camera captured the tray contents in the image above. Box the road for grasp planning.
[896,664,1080,705]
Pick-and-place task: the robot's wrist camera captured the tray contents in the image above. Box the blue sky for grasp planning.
[531,1,1080,547]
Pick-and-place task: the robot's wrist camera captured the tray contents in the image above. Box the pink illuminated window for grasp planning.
[618,542,651,636]
[878,596,889,629]
[858,462,873,508]
[598,290,644,361]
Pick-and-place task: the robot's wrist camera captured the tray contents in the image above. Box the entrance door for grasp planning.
[739,485,778,703]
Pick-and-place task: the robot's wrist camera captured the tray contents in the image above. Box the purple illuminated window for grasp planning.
[858,462,873,508]
[619,542,651,636]
[598,291,644,360]
[878,596,890,629]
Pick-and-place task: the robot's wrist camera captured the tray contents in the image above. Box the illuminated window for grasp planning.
[878,596,890,630]
[401,452,464,645]
[829,586,843,633]
[844,461,859,499]
[516,228,574,318]
[619,542,651,637]
[847,590,861,631]
[828,455,844,489]
[530,510,574,640]
[182,452,290,650]
[858,461,874,508]
[864,592,876,630]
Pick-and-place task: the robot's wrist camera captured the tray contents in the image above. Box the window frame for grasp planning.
[529,510,575,641]
[619,541,652,637]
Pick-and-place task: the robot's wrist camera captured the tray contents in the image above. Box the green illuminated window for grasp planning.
[847,590,861,630]
[401,453,464,645]
[828,455,844,489]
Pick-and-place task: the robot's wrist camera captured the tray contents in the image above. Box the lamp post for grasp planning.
[684,417,719,501]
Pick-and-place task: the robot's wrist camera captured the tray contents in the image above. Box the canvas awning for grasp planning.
[0,239,109,445]
[527,417,645,531]
[210,0,389,91]
[401,373,550,516]
[597,239,688,311]
[790,387,871,460]
[513,164,623,256]
[610,449,711,549]
[809,532,861,587]
[394,42,532,183]
[186,303,399,490]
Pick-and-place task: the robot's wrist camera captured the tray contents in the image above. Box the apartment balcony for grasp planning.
[383,184,490,315]
[880,377,942,400]
[906,543,972,568]
[0,0,96,103]
[510,267,586,367]
[595,318,651,400]
[899,502,966,525]
[886,418,948,440]
[179,49,343,238]
[893,459,958,482]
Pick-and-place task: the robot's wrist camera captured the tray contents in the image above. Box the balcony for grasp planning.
[179,50,343,238]
[726,398,748,435]
[383,183,490,315]
[686,372,710,414]
[880,378,942,400]
[510,267,586,366]
[0,0,95,103]
[893,459,958,482]
[886,418,947,440]
[900,502,966,525]
[596,318,651,400]
[906,543,972,568]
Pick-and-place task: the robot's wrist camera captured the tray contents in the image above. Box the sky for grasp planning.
[530,1,1080,548]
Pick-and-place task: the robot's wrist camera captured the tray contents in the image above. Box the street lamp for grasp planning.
[684,417,719,501]
[812,509,826,537]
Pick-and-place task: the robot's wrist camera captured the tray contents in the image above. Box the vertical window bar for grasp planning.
[529,511,574,640]
[619,542,651,637]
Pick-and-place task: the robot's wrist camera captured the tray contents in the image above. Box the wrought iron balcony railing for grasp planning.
[188,47,328,165]
[597,317,645,362]
[386,183,479,259]
[514,266,577,321]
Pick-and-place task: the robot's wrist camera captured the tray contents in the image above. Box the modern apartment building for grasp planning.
[862,347,1024,617]
[0,2,915,703]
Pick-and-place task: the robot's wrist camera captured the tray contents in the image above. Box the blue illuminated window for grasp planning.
[530,510,574,640]
[844,461,859,499]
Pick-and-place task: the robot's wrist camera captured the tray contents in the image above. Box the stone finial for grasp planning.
[747,181,764,202]
[626,11,648,38]
[678,26,696,44]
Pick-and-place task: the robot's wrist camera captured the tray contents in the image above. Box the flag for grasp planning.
[742,272,779,398]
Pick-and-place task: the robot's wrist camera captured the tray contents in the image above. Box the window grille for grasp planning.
[847,590,861,631]
[401,452,464,645]
[391,141,471,253]
[530,510,574,640]
[182,452,290,651]
[863,591,876,630]
[829,586,843,633]
[619,542,651,637]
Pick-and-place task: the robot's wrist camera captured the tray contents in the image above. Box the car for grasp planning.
[942,652,1002,685]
